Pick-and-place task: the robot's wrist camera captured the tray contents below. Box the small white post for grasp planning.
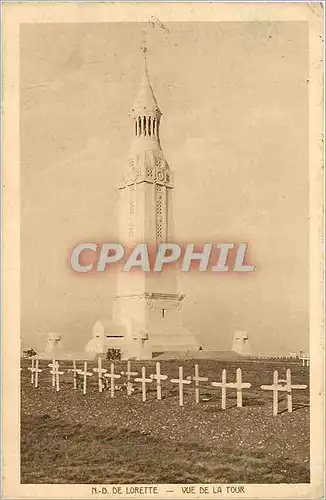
[286,368,292,413]
[56,367,60,391]
[48,359,57,387]
[28,358,35,384]
[68,361,78,389]
[171,366,191,407]
[272,370,278,416]
[34,360,42,388]
[55,361,64,392]
[221,369,227,409]
[150,362,168,400]
[93,357,107,393]
[134,366,153,402]
[236,368,242,407]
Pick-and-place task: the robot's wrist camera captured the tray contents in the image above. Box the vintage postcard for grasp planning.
[1,1,324,499]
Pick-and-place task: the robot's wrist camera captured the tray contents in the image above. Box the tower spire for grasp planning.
[130,45,161,140]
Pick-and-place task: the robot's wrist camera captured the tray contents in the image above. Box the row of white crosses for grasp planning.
[71,359,158,400]
[26,359,308,414]
[260,369,307,415]
[169,365,252,408]
[90,362,252,408]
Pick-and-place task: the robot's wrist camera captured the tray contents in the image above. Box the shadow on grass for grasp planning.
[278,404,310,415]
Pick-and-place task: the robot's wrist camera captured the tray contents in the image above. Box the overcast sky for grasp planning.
[20,21,309,354]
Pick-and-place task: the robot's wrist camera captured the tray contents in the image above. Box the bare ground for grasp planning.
[21,359,310,484]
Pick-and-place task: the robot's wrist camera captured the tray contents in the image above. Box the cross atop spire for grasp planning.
[141,43,147,55]
[140,44,150,81]
[140,26,148,67]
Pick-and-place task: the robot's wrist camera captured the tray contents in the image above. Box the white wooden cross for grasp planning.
[48,359,64,391]
[260,369,307,415]
[93,357,107,393]
[34,360,42,388]
[211,368,251,409]
[284,369,293,412]
[104,362,121,398]
[121,361,138,396]
[48,359,57,387]
[211,369,228,409]
[261,370,280,416]
[225,368,251,408]
[78,361,93,395]
[285,368,307,412]
[28,358,35,384]
[150,361,168,400]
[68,360,79,389]
[171,366,191,406]
[187,364,208,404]
[134,366,153,402]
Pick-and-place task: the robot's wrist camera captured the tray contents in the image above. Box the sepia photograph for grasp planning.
[2,2,324,499]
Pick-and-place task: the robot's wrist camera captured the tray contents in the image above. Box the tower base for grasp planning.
[113,292,199,360]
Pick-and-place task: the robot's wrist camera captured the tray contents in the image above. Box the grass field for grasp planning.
[21,359,310,484]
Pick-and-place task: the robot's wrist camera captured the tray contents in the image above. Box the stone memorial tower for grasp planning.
[113,53,198,359]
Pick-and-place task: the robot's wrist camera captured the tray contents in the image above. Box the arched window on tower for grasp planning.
[148,117,151,136]
[143,116,147,136]
[153,118,156,137]
[135,120,137,136]
[138,117,142,136]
